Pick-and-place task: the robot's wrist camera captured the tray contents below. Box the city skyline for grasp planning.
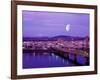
[23,10,90,37]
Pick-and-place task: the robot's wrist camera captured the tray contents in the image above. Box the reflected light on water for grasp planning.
[23,52,88,69]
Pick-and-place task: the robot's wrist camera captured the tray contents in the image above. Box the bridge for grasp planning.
[23,46,89,66]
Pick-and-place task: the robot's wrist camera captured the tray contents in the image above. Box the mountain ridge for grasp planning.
[23,35,89,41]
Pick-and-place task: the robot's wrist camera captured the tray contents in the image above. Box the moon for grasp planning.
[66,24,70,32]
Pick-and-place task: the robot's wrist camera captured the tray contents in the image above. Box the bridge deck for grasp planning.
[23,47,89,57]
[51,47,89,57]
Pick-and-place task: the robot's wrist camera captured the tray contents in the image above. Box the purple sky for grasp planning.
[22,10,89,37]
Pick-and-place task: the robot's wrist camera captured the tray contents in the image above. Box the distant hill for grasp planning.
[52,35,85,41]
[23,36,89,41]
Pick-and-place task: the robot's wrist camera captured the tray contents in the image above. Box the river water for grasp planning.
[23,52,87,69]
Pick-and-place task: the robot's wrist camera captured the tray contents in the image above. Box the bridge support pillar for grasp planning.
[85,57,89,65]
[74,54,77,64]
[66,53,69,59]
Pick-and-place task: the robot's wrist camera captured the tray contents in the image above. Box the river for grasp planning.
[23,52,88,69]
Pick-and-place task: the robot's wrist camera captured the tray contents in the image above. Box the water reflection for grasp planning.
[23,52,76,69]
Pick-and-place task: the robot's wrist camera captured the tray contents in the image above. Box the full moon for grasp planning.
[66,24,70,32]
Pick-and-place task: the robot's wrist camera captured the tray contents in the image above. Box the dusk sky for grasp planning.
[22,10,90,37]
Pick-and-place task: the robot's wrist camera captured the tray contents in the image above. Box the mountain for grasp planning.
[52,35,86,41]
[23,36,89,41]
[23,37,49,41]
